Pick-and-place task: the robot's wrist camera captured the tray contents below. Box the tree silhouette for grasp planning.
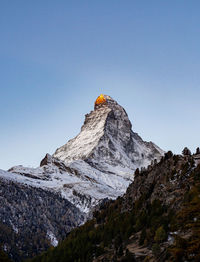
[182,147,191,156]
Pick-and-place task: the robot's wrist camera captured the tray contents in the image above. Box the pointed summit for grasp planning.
[53,95,164,176]
[94,94,118,110]
[95,94,106,108]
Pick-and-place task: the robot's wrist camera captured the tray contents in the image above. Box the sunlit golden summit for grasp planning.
[95,94,106,106]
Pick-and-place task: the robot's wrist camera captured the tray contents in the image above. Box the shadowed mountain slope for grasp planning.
[29,151,200,262]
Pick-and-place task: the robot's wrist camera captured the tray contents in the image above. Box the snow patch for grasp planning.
[47,231,58,247]
[9,220,18,234]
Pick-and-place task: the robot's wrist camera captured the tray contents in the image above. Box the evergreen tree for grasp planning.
[134,168,140,176]
[196,147,200,154]
[154,226,167,243]
[182,147,191,156]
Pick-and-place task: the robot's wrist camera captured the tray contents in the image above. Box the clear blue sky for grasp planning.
[1,1,200,170]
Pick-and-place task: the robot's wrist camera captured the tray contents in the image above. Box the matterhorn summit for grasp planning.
[54,94,163,180]
[0,94,164,259]
[0,94,164,213]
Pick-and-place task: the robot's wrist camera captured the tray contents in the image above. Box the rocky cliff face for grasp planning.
[54,95,163,175]
[0,94,164,260]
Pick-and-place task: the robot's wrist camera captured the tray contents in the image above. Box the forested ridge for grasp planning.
[28,149,200,262]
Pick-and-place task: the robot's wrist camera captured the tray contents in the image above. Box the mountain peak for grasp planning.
[53,95,130,164]
[54,95,164,174]
[95,94,107,108]
[94,94,118,110]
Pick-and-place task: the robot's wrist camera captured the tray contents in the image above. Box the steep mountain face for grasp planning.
[52,94,163,211]
[0,94,164,260]
[30,152,200,262]
[54,95,163,176]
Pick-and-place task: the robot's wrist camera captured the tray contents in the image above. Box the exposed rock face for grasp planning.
[40,153,53,166]
[0,94,164,260]
[125,153,192,210]
[54,94,164,179]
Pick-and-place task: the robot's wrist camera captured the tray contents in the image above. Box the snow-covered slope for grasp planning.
[0,95,164,214]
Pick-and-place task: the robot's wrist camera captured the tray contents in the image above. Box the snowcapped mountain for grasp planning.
[54,94,163,174]
[0,94,164,260]
[0,95,164,213]
[0,95,163,213]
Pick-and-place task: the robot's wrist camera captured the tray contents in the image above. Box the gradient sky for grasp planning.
[1,1,200,170]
